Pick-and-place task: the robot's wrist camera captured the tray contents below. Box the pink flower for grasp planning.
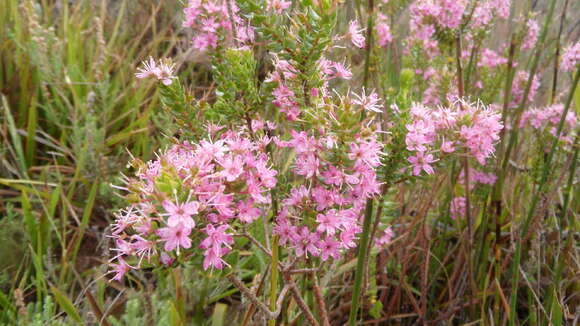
[450,197,467,219]
[353,90,383,113]
[376,14,393,47]
[408,152,436,175]
[282,186,309,206]
[405,131,429,152]
[160,252,174,266]
[237,200,262,223]
[522,19,539,51]
[108,131,279,278]
[131,235,156,265]
[339,229,357,249]
[274,218,299,245]
[255,160,278,188]
[162,199,199,229]
[348,139,382,167]
[111,206,139,236]
[182,0,253,51]
[376,227,394,246]
[135,57,158,79]
[510,71,540,108]
[109,258,131,282]
[192,33,218,51]
[220,155,244,181]
[200,224,234,250]
[157,224,192,253]
[135,57,176,85]
[332,62,353,80]
[491,0,511,19]
[441,141,455,153]
[561,42,580,72]
[321,165,344,186]
[267,0,291,14]
[312,187,336,211]
[316,209,341,235]
[203,246,230,270]
[294,227,320,257]
[471,2,494,28]
[346,20,365,48]
[319,237,341,261]
[478,48,508,68]
[295,154,319,178]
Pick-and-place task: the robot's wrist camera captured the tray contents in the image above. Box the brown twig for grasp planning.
[283,273,320,326]
[313,276,331,326]
[227,274,276,318]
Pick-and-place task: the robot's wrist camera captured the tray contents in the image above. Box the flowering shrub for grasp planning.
[109,131,278,277]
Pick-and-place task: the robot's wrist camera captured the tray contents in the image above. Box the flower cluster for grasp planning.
[450,196,466,220]
[459,168,497,190]
[478,48,508,68]
[376,14,393,47]
[561,42,580,72]
[520,103,578,144]
[182,0,254,52]
[266,55,352,120]
[522,19,539,51]
[510,71,540,108]
[471,0,510,28]
[405,100,503,175]
[108,131,278,280]
[273,132,382,261]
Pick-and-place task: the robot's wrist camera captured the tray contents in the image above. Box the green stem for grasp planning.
[362,0,375,89]
[347,200,373,326]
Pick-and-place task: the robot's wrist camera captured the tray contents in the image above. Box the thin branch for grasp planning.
[313,276,331,326]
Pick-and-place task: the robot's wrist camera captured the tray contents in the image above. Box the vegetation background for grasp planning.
[0,0,579,325]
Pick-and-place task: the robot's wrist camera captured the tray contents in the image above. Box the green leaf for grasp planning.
[50,286,83,323]
[369,300,383,319]
[211,303,228,326]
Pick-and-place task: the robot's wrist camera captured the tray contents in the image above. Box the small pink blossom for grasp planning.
[319,237,341,261]
[267,0,291,14]
[109,258,132,282]
[346,20,365,48]
[162,199,199,229]
[353,90,383,113]
[408,152,436,175]
[522,19,539,51]
[294,227,320,258]
[332,62,353,80]
[135,57,176,85]
[237,200,262,223]
[157,224,192,253]
[478,48,508,68]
